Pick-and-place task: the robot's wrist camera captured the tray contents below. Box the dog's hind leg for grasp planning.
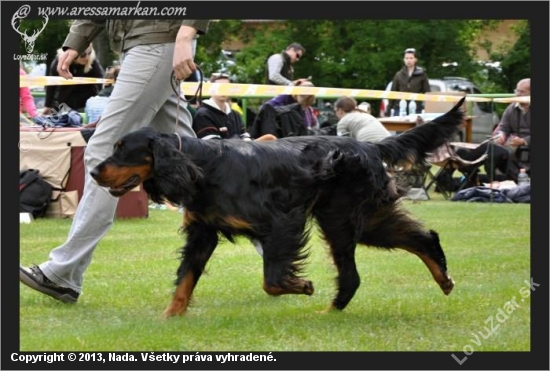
[261,216,314,297]
[163,221,219,317]
[359,205,454,296]
[262,251,315,296]
[262,263,314,296]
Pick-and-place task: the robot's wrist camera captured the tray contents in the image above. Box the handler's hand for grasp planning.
[292,78,310,86]
[173,26,198,80]
[494,133,506,146]
[508,136,527,147]
[57,49,79,79]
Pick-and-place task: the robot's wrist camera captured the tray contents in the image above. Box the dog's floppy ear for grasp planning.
[143,137,203,206]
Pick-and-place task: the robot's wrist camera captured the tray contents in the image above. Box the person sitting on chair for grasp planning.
[457,78,530,182]
[264,80,318,130]
[192,73,251,140]
[494,78,531,172]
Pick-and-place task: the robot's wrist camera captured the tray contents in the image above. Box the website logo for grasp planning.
[12,5,48,54]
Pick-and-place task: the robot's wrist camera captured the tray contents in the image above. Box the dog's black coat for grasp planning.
[92,98,465,316]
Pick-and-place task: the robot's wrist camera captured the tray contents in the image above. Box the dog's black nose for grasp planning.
[90,167,100,180]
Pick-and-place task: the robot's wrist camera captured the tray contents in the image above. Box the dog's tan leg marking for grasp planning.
[402,248,455,295]
[222,216,253,230]
[163,272,195,317]
[183,210,197,229]
[263,278,314,296]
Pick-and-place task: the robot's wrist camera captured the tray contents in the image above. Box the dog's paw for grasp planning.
[440,276,455,295]
[161,309,177,319]
[159,310,172,319]
[302,280,314,295]
[162,303,187,318]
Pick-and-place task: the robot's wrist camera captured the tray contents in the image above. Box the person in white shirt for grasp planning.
[334,96,391,143]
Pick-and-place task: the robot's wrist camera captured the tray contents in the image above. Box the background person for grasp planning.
[43,45,105,114]
[387,47,431,116]
[85,65,121,124]
[265,42,308,86]
[264,80,318,130]
[357,101,372,114]
[334,96,391,143]
[192,73,251,140]
[494,78,531,150]
[456,78,531,182]
[19,63,38,124]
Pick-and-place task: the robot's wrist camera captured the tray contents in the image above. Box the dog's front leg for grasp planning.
[163,220,219,317]
[163,271,195,317]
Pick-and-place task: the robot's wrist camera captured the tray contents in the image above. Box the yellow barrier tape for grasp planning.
[20,76,529,104]
[492,96,530,104]
[20,75,114,88]
[180,82,495,102]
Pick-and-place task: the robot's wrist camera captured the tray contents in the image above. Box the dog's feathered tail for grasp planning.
[375,97,465,169]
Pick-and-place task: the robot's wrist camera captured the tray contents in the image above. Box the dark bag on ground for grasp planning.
[20,169,53,218]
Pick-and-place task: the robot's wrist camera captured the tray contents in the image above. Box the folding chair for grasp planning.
[391,162,431,200]
[424,142,488,199]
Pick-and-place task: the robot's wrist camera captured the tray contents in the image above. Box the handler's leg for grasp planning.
[21,43,194,300]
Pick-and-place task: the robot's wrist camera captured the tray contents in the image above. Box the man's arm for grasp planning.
[58,21,106,79]
[267,54,293,86]
[494,105,513,145]
[173,21,210,80]
[173,25,199,81]
[180,20,210,34]
[495,104,527,146]
[63,20,106,54]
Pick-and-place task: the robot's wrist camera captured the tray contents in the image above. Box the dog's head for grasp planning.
[91,127,203,205]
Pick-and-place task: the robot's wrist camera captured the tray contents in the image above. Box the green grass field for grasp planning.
[19,200,530,352]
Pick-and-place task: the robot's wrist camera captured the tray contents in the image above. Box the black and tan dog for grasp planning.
[91,98,465,317]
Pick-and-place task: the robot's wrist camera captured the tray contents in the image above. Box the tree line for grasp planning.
[21,19,529,115]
